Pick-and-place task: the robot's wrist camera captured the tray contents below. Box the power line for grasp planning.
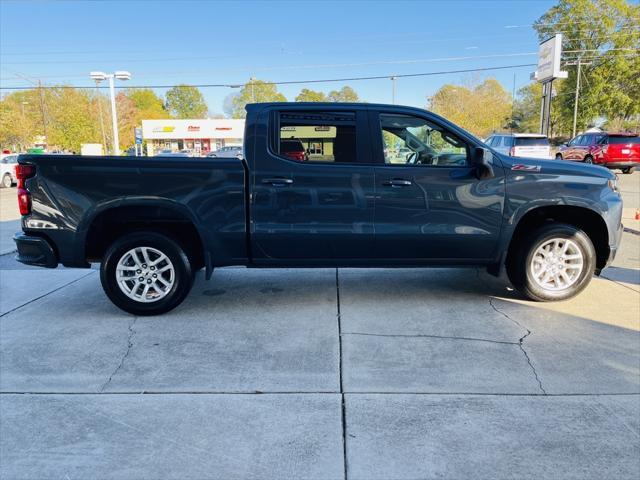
[0,63,538,91]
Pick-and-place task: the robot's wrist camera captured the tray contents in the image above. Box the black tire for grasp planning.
[507,223,596,302]
[1,174,12,188]
[584,155,593,164]
[100,231,194,315]
[555,153,563,160]
[621,167,634,174]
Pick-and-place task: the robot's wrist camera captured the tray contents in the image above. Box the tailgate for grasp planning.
[606,143,640,161]
[514,146,551,159]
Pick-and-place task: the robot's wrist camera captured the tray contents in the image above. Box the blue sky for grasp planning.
[0,0,556,114]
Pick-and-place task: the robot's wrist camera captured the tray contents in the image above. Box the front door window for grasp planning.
[379,114,469,167]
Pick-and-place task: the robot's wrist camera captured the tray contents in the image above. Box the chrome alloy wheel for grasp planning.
[529,238,584,292]
[115,246,175,303]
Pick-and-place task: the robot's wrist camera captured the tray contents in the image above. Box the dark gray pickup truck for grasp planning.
[14,102,623,315]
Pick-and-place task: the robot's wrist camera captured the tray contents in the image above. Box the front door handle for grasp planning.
[262,178,294,186]
[382,179,413,187]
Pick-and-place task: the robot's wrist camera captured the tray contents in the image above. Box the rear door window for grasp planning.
[276,111,357,163]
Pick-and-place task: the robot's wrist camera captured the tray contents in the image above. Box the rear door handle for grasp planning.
[262,178,294,186]
[382,179,413,187]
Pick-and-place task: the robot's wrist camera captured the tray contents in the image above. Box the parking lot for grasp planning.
[1,173,639,479]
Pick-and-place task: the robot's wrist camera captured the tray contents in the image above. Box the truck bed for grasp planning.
[17,154,248,269]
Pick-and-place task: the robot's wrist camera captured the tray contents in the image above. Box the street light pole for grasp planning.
[94,81,108,151]
[89,71,131,156]
[107,75,120,155]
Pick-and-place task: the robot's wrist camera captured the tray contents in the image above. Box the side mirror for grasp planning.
[472,147,495,180]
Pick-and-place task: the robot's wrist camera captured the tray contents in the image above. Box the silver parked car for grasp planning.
[485,133,551,159]
[0,154,18,188]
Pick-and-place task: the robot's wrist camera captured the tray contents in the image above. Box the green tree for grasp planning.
[533,0,640,134]
[512,81,566,135]
[327,86,359,102]
[0,90,41,150]
[230,79,287,118]
[165,85,209,119]
[125,88,169,119]
[429,78,512,137]
[295,89,327,102]
[45,87,103,152]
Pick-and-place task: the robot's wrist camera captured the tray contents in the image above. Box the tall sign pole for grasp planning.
[533,34,567,137]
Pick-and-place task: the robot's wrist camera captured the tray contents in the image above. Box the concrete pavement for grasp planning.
[1,176,639,479]
[1,255,638,478]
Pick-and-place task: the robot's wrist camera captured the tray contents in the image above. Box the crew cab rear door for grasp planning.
[369,109,505,261]
[249,106,375,263]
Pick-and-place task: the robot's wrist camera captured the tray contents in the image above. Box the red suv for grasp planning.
[556,132,639,174]
[279,139,307,161]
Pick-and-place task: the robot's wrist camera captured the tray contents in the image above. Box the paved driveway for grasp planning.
[1,177,639,479]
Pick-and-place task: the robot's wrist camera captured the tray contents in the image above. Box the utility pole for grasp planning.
[510,72,516,132]
[572,57,582,138]
[390,76,397,104]
[565,56,591,138]
[250,77,256,103]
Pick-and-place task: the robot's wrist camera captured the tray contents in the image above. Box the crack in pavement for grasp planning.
[100,316,137,392]
[335,268,348,480]
[341,332,519,346]
[489,297,547,395]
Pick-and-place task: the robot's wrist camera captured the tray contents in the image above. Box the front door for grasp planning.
[250,108,375,263]
[370,111,505,261]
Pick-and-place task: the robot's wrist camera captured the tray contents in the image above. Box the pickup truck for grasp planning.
[14,102,623,315]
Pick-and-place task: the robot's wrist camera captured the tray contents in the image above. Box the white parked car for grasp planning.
[0,154,19,188]
[485,133,551,159]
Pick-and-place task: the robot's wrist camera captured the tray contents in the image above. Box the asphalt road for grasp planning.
[0,173,639,479]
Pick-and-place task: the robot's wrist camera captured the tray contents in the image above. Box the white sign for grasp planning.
[537,34,566,83]
[142,119,245,140]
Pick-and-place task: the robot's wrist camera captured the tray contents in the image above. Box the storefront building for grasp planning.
[142,119,245,156]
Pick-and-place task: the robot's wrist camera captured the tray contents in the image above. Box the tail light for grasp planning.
[16,164,36,215]
[284,151,306,161]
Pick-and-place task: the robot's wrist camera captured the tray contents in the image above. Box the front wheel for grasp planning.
[100,231,194,315]
[507,223,596,302]
[621,167,634,174]
[584,155,593,164]
[555,153,563,160]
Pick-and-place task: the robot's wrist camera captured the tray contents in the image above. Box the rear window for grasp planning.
[515,137,549,146]
[277,111,358,163]
[608,136,640,144]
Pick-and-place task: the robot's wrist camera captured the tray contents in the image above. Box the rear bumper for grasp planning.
[601,161,638,169]
[14,232,58,268]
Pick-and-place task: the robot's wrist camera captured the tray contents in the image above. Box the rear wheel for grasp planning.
[621,167,634,174]
[584,155,593,164]
[507,223,595,302]
[555,153,563,160]
[1,174,12,188]
[100,231,194,315]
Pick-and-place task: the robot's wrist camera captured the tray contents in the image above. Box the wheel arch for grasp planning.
[81,199,208,271]
[505,205,610,271]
